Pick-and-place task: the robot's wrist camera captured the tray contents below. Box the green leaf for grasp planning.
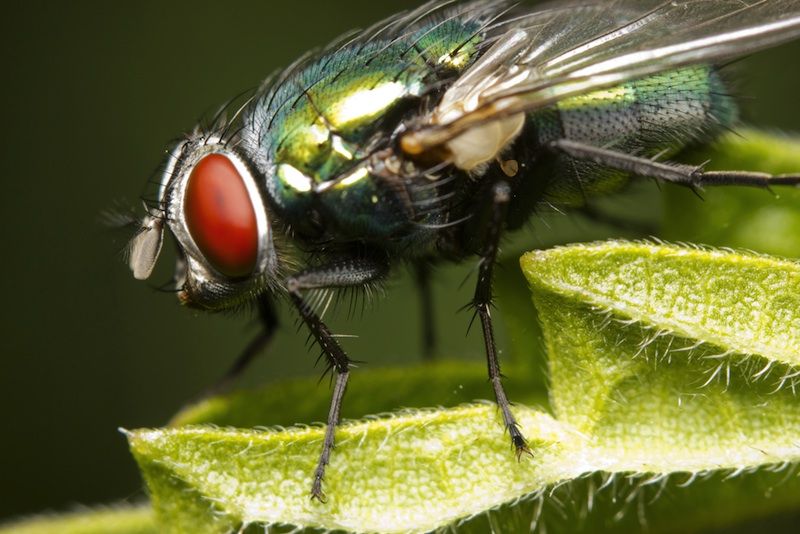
[523,241,800,463]
[131,406,571,534]
[520,242,800,531]
[128,242,800,533]
[0,505,156,534]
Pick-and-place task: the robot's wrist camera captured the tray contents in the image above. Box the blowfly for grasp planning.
[126,0,800,500]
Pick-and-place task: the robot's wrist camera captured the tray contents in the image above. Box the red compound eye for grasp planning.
[184,154,259,278]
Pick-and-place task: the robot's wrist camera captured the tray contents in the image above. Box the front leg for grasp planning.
[473,181,531,457]
[285,255,389,502]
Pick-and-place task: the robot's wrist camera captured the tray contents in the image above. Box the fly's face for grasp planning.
[129,134,278,310]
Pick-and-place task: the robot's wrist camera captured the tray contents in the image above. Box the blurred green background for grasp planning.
[1,0,800,524]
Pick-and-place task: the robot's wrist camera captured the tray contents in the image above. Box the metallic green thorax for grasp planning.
[273,24,480,181]
[246,16,485,239]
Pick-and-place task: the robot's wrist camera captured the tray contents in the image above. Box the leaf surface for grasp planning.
[130,242,800,533]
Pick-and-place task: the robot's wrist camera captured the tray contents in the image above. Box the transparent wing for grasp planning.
[407,0,800,154]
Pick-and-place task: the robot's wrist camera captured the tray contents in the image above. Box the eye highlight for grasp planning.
[184,153,259,278]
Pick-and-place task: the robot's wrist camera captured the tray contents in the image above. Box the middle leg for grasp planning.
[472,180,530,456]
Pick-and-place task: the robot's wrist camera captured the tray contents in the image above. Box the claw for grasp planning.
[310,480,327,503]
[513,438,534,461]
[509,426,533,460]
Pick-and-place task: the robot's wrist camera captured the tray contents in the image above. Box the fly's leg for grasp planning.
[201,294,279,397]
[286,256,389,502]
[414,262,437,360]
[549,139,800,188]
[473,181,531,457]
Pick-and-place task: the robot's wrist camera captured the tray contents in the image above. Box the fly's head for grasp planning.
[128,132,278,311]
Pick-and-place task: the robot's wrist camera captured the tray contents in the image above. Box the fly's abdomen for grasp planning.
[532,66,738,204]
